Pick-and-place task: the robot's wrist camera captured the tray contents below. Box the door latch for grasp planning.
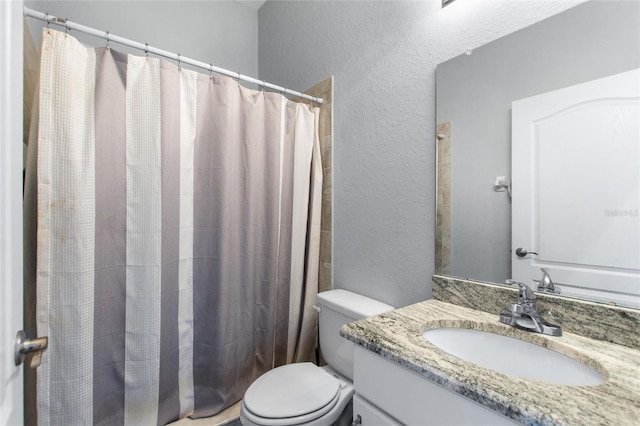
[15,330,48,368]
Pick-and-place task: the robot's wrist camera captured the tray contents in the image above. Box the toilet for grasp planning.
[240,289,394,426]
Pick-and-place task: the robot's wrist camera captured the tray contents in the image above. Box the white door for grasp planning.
[1,1,24,424]
[512,68,640,308]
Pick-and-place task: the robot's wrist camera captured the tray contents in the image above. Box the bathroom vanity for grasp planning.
[341,280,640,425]
[352,344,516,425]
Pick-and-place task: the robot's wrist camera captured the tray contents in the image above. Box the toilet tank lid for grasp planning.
[317,289,394,320]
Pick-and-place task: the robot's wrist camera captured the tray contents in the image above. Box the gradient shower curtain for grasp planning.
[24,29,322,425]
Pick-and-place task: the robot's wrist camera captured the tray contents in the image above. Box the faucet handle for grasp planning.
[505,279,536,305]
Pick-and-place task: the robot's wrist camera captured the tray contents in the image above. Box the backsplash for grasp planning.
[432,275,640,349]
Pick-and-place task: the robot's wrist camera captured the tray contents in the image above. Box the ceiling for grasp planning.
[235,1,267,11]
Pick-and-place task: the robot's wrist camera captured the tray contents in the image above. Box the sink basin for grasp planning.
[422,328,604,386]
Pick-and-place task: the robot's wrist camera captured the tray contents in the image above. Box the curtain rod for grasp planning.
[23,7,323,105]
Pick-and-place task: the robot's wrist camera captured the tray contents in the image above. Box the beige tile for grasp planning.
[304,77,332,291]
[321,194,332,232]
[319,261,332,293]
[322,169,332,200]
[304,76,333,102]
[319,107,332,139]
[320,230,332,262]
[320,135,332,169]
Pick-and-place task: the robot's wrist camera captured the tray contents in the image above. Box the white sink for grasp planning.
[422,328,604,386]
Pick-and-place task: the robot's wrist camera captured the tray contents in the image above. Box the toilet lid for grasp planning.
[244,363,341,419]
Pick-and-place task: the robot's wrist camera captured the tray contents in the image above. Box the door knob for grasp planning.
[515,247,538,257]
[15,330,48,368]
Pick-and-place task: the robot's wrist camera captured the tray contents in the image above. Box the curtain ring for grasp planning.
[144,43,149,58]
[260,80,266,92]
[235,71,241,83]
[209,64,214,80]
[64,19,70,34]
[106,31,110,50]
[177,53,181,71]
[45,12,50,29]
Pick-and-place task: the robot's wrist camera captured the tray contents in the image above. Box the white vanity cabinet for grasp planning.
[353,395,401,426]
[352,347,518,426]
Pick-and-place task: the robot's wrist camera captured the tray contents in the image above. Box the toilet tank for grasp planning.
[317,289,394,380]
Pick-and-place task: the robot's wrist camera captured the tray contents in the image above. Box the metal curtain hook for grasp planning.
[106,31,110,50]
[145,43,149,58]
[209,64,213,80]
[177,53,181,71]
[261,80,266,91]
[45,11,50,29]
[64,19,70,34]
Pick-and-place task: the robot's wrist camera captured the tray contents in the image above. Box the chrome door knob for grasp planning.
[15,330,48,368]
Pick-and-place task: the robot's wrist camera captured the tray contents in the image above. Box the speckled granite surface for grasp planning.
[432,275,640,349]
[341,300,640,426]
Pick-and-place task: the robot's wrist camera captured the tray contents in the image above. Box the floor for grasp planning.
[168,401,241,426]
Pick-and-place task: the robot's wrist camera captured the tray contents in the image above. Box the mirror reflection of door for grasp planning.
[512,68,640,308]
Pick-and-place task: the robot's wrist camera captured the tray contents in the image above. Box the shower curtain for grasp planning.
[24,29,322,425]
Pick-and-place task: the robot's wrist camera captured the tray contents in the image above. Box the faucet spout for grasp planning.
[506,279,536,308]
[538,268,560,294]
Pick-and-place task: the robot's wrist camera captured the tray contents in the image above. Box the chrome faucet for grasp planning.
[499,279,562,336]
[537,268,560,294]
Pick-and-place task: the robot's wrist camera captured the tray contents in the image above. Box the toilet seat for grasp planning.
[241,391,341,426]
[242,363,341,426]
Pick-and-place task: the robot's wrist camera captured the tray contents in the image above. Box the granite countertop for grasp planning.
[340,299,640,426]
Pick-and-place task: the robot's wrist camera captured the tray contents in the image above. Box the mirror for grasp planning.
[435,0,640,309]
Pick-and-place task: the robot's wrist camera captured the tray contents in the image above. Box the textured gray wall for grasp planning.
[26,0,259,77]
[437,1,640,285]
[258,0,587,308]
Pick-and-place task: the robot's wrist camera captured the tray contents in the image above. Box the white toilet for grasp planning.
[240,289,394,426]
